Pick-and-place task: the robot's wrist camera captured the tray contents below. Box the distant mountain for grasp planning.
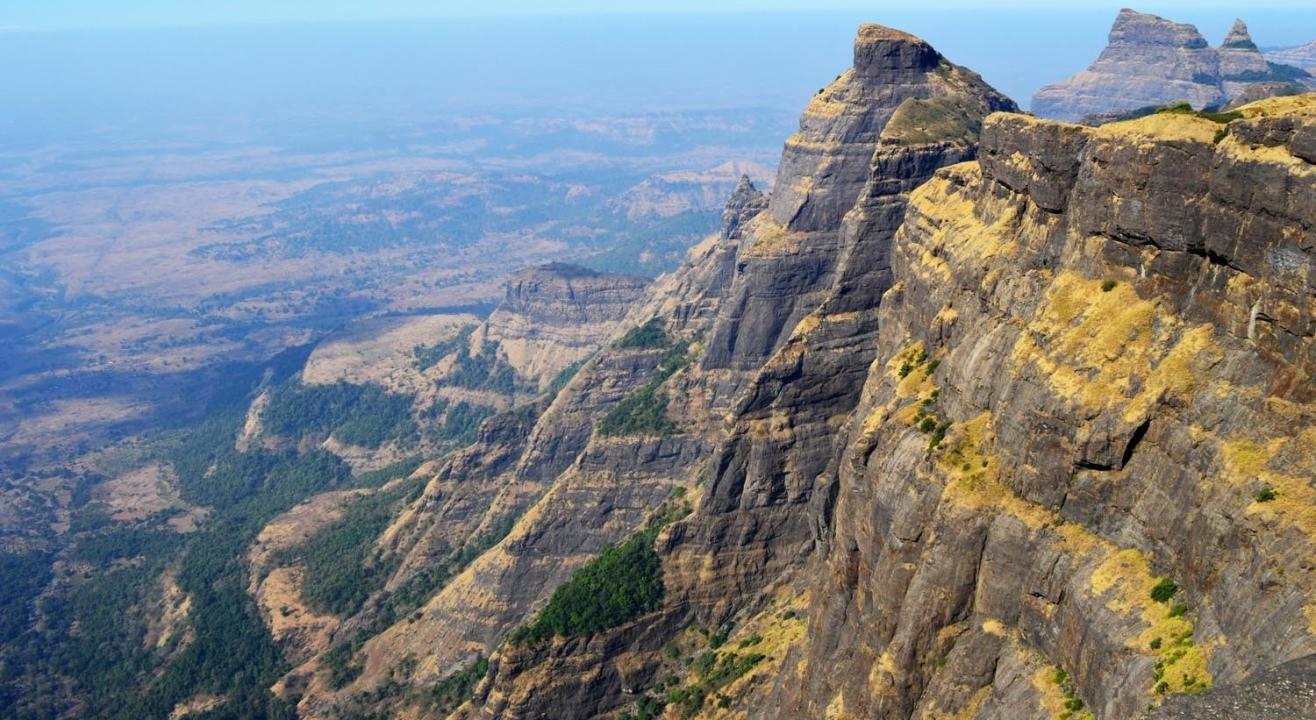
[1267,40,1316,72]
[1032,9,1312,121]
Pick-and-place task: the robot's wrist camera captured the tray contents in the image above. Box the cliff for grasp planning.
[456,24,1019,720]
[778,94,1316,720]
[460,70,1316,720]
[476,262,650,389]
[257,21,1316,720]
[1032,10,1312,122]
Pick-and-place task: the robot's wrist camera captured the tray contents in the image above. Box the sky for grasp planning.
[5,0,1316,31]
[1,3,1314,153]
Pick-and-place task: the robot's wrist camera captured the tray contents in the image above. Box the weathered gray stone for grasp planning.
[1033,9,1312,121]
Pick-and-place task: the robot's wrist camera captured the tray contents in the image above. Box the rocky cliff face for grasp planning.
[775,95,1316,720]
[266,20,1316,720]
[1032,10,1312,122]
[454,25,1016,720]
[455,65,1316,720]
[476,262,650,390]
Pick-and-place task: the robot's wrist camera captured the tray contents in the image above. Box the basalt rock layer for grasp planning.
[459,24,1018,720]
[459,83,1316,720]
[776,95,1316,720]
[270,21,1316,720]
[476,262,650,389]
[1033,10,1312,122]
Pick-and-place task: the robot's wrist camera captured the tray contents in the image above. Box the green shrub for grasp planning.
[1101,279,1118,292]
[263,380,416,448]
[428,655,489,715]
[1255,486,1276,502]
[1168,603,1188,618]
[614,319,670,349]
[413,325,476,370]
[928,421,951,450]
[918,417,938,433]
[1150,578,1178,603]
[1155,102,1243,125]
[510,525,664,645]
[667,685,707,718]
[620,694,666,720]
[597,340,691,437]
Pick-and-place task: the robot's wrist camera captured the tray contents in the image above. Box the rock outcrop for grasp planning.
[777,94,1316,720]
[1033,10,1312,121]
[460,86,1316,720]
[475,262,649,390]
[263,18,1316,720]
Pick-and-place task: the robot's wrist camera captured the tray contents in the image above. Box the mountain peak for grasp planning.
[853,23,941,78]
[1034,8,1311,121]
[1108,8,1208,49]
[1222,19,1258,50]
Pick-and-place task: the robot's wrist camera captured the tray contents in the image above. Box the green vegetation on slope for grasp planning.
[547,355,591,399]
[277,477,424,617]
[422,399,496,446]
[597,383,677,437]
[7,372,431,719]
[412,324,477,370]
[263,380,417,448]
[511,498,690,647]
[319,513,519,689]
[613,318,670,349]
[426,655,489,716]
[509,526,664,645]
[597,337,691,438]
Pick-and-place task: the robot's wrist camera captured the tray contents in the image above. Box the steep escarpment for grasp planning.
[456,25,1015,720]
[275,181,760,719]
[270,22,1316,720]
[704,25,1013,373]
[477,263,650,389]
[779,96,1316,720]
[1032,10,1312,122]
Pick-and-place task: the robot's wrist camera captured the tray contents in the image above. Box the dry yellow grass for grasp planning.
[1220,430,1316,634]
[1090,549,1210,695]
[1094,113,1220,143]
[1010,272,1219,416]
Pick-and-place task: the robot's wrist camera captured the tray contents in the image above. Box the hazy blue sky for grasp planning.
[2,4,1313,153]
[5,0,1316,30]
